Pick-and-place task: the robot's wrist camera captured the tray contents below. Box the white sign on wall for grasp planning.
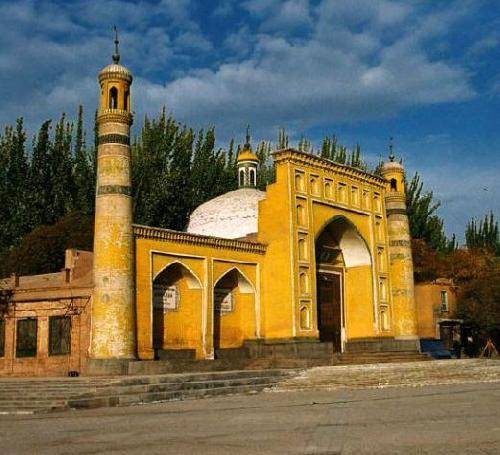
[153,284,179,312]
[214,289,234,313]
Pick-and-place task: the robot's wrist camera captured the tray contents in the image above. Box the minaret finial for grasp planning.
[244,124,251,149]
[112,25,120,64]
[388,136,395,162]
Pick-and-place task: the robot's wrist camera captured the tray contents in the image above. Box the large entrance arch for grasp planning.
[152,262,202,358]
[315,216,372,352]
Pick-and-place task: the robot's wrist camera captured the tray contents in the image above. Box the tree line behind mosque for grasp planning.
[0,106,498,277]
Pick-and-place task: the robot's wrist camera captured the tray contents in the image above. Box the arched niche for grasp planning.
[109,86,118,109]
[213,267,256,351]
[152,261,203,356]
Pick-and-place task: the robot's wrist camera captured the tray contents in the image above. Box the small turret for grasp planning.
[380,141,418,343]
[237,126,259,188]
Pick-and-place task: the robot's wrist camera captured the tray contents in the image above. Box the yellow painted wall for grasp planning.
[344,265,375,339]
[135,233,262,360]
[134,150,417,358]
[214,272,256,349]
[415,281,458,339]
[257,163,295,339]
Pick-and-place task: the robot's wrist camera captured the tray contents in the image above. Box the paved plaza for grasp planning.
[1,381,500,454]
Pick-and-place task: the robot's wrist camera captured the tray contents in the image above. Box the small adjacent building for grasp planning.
[0,250,92,376]
[415,279,461,349]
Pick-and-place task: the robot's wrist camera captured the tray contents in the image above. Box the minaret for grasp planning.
[237,126,259,188]
[381,142,418,342]
[90,28,136,360]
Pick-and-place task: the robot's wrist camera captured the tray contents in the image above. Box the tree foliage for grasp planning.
[406,172,455,253]
[465,212,500,255]
[0,212,93,277]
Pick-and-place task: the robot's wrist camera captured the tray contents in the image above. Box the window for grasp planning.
[250,169,255,186]
[109,87,118,109]
[16,318,37,358]
[124,90,130,111]
[239,169,245,187]
[0,319,5,358]
[49,316,71,356]
[390,178,397,191]
[440,290,449,312]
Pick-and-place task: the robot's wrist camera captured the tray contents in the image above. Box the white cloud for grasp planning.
[0,0,480,142]
[138,0,474,139]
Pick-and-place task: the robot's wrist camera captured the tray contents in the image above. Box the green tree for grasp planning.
[2,119,30,249]
[28,120,53,227]
[73,106,94,214]
[48,114,74,223]
[405,172,450,252]
[466,212,500,255]
[0,212,93,277]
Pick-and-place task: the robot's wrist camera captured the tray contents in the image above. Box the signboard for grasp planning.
[214,289,234,313]
[153,284,179,312]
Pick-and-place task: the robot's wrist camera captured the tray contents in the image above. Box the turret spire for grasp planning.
[244,124,251,149]
[388,136,395,162]
[112,25,120,64]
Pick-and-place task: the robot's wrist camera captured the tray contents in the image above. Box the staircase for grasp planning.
[0,369,294,415]
[273,359,500,392]
[337,350,431,365]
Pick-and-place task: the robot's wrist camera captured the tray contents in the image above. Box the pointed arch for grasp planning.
[109,86,118,109]
[315,215,372,268]
[214,267,255,294]
[154,261,202,289]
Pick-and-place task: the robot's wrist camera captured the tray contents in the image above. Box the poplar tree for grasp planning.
[48,114,74,223]
[29,120,52,227]
[73,106,94,214]
[405,172,450,252]
[466,212,500,255]
[3,119,30,248]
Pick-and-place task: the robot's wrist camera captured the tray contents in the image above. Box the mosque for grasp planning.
[0,41,424,376]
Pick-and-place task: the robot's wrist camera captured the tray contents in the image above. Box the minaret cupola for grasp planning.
[98,26,133,116]
[237,126,259,188]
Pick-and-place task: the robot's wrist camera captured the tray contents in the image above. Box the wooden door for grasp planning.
[317,272,342,351]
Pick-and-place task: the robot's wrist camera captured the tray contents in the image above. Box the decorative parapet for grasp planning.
[274,148,386,188]
[97,109,133,125]
[133,224,267,255]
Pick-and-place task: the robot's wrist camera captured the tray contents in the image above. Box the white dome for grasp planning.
[187,188,266,239]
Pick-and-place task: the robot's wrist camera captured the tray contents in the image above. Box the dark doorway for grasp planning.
[317,272,342,351]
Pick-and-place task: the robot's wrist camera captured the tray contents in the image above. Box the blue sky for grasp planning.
[0,0,499,239]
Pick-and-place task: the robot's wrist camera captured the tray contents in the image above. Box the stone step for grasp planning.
[0,369,294,414]
[68,382,275,410]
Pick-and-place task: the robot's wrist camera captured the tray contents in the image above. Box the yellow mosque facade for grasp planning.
[88,49,420,366]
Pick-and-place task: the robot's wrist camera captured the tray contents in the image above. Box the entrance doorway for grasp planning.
[314,216,373,352]
[317,271,343,351]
